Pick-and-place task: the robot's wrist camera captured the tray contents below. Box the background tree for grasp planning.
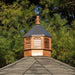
[0,0,75,67]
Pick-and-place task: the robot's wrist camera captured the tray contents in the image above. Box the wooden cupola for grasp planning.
[23,16,52,57]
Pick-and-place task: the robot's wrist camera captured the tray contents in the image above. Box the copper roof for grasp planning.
[0,57,75,75]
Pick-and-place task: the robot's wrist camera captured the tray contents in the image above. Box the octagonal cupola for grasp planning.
[23,16,52,57]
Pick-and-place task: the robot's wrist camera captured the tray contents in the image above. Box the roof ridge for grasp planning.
[49,57,75,70]
[33,57,53,74]
[22,58,36,74]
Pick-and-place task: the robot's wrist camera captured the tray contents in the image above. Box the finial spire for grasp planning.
[35,16,40,24]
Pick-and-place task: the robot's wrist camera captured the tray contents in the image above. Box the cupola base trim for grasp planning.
[24,50,51,57]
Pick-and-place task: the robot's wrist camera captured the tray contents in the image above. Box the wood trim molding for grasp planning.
[24,49,52,51]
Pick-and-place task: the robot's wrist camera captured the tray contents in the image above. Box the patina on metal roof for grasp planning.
[23,16,52,37]
[0,56,75,75]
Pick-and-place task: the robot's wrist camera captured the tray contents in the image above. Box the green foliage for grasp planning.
[71,20,75,30]
[0,0,35,68]
[41,13,75,67]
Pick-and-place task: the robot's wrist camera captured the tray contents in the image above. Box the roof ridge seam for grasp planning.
[22,57,36,75]
[33,57,53,75]
[49,57,75,70]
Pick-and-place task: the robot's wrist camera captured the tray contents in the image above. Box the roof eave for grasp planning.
[32,34,52,37]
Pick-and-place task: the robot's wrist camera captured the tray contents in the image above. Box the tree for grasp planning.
[0,0,35,67]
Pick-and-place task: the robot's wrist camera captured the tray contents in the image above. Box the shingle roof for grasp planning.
[23,25,52,37]
[0,56,75,75]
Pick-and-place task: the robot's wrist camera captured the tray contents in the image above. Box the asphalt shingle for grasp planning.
[23,25,52,37]
[0,57,75,75]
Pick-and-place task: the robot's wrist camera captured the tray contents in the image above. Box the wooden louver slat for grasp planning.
[26,37,31,49]
[44,38,49,48]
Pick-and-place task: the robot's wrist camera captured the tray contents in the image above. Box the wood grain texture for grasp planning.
[24,36,52,57]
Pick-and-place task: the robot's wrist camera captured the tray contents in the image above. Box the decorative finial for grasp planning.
[35,16,40,24]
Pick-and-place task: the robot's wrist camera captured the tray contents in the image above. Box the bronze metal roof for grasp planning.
[0,56,75,75]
